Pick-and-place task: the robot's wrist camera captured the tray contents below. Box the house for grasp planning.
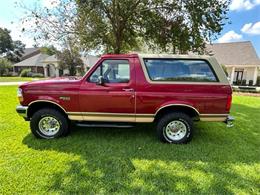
[13,48,99,77]
[41,54,99,77]
[41,55,69,77]
[21,47,41,60]
[13,53,50,76]
[206,41,260,85]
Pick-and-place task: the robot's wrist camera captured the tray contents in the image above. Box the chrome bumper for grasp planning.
[16,105,28,119]
[225,115,235,127]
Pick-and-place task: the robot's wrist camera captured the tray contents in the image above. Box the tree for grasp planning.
[0,58,12,76]
[20,0,230,54]
[19,0,77,47]
[76,0,145,54]
[56,39,84,76]
[40,45,57,55]
[0,28,13,54]
[57,49,84,76]
[0,27,25,62]
[141,0,230,54]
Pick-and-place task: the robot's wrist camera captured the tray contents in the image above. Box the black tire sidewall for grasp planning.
[157,113,193,144]
[30,109,68,139]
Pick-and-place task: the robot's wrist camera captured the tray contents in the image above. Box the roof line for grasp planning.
[209,41,251,45]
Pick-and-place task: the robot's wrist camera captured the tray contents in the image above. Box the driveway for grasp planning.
[0,82,26,86]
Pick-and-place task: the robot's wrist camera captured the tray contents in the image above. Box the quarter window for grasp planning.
[89,60,130,83]
[143,59,217,82]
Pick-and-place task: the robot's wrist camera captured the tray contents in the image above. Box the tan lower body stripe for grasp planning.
[67,112,228,122]
[67,112,154,122]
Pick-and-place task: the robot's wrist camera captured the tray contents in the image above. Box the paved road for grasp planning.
[0,82,26,86]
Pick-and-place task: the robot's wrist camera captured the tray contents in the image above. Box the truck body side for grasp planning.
[18,54,232,123]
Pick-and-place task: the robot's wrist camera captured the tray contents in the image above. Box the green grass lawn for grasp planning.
[0,86,259,194]
[0,77,41,82]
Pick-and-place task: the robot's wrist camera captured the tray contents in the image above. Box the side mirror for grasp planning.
[97,75,105,85]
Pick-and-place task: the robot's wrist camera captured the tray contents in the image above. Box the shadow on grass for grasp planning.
[22,103,260,193]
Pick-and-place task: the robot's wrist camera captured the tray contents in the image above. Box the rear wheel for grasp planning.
[30,108,69,139]
[157,112,193,144]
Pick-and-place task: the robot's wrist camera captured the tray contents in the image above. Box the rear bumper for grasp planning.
[199,114,234,127]
[16,105,28,120]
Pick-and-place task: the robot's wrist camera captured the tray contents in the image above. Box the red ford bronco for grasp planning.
[16,54,234,144]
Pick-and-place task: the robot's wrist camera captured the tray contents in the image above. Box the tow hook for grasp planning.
[225,115,234,128]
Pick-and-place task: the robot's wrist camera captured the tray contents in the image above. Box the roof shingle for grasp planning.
[13,53,50,67]
[206,41,260,65]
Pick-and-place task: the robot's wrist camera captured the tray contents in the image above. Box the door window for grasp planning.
[89,60,130,83]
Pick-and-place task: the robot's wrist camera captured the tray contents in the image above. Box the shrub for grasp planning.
[0,58,12,76]
[249,80,253,86]
[257,76,260,86]
[236,80,242,86]
[242,79,247,86]
[10,72,18,76]
[27,72,33,77]
[32,73,44,78]
[19,68,31,77]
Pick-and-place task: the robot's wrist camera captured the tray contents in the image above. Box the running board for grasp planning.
[75,122,135,128]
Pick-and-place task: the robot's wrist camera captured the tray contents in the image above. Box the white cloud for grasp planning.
[230,0,260,11]
[217,30,243,43]
[241,21,260,34]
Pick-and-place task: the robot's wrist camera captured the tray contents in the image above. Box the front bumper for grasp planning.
[16,105,28,120]
[225,115,235,127]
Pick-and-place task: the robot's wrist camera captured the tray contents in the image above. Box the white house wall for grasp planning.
[225,65,259,85]
[246,67,255,84]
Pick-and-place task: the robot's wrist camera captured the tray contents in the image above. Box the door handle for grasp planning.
[123,88,134,92]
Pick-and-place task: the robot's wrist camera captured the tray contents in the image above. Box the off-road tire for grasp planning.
[157,112,193,144]
[30,108,69,139]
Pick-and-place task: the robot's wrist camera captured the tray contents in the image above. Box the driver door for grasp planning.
[79,58,136,122]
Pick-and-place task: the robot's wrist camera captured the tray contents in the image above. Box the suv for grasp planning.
[16,54,234,144]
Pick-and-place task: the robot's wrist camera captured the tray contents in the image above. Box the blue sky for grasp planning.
[0,0,259,56]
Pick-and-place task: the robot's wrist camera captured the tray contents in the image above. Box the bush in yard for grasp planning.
[0,58,12,76]
[32,73,44,78]
[242,79,247,86]
[257,76,260,86]
[26,72,33,77]
[236,80,242,86]
[19,68,31,77]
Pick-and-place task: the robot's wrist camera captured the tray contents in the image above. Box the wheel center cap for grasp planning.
[171,127,179,133]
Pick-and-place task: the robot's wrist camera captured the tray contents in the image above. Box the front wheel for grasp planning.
[30,108,69,139]
[157,112,193,144]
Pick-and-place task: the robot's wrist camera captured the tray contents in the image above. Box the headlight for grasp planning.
[17,88,23,102]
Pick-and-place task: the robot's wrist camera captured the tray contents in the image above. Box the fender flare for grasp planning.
[28,100,67,114]
[155,103,200,116]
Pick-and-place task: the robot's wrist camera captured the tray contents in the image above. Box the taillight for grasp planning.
[226,94,232,111]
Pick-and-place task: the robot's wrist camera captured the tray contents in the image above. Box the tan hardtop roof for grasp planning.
[138,53,212,59]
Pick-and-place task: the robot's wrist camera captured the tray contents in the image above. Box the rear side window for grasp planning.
[143,59,218,82]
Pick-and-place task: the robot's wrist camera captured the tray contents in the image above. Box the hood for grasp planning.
[19,76,83,88]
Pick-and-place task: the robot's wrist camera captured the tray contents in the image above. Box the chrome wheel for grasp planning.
[38,116,60,136]
[165,120,187,141]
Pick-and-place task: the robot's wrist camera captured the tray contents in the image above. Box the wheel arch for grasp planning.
[27,100,67,119]
[154,104,200,122]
